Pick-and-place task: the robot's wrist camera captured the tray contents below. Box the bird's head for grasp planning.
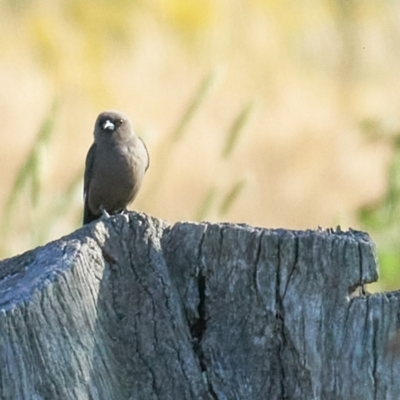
[94,110,134,142]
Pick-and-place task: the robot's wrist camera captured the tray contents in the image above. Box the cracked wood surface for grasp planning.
[0,212,398,399]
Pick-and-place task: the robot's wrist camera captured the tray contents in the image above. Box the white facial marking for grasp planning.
[103,120,115,131]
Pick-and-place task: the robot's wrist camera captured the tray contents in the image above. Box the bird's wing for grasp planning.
[84,143,97,198]
[139,137,150,172]
[83,143,97,224]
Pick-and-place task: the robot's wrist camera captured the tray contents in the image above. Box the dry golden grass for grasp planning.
[0,0,398,293]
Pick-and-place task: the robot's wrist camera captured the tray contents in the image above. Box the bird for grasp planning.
[83,110,149,225]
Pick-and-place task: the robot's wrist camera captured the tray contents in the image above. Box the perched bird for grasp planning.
[83,110,149,225]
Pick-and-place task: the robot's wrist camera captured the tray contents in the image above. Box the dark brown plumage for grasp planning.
[83,110,149,225]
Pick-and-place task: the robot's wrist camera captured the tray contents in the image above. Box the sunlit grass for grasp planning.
[0,0,399,292]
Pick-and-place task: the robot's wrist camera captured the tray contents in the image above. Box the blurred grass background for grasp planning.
[0,0,400,291]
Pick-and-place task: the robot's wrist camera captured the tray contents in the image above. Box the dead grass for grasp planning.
[0,0,398,288]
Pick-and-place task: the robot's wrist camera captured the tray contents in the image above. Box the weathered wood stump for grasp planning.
[0,212,398,399]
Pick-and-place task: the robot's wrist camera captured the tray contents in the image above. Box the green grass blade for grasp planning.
[222,101,254,158]
[195,186,217,221]
[172,70,218,141]
[219,179,246,216]
[2,100,58,234]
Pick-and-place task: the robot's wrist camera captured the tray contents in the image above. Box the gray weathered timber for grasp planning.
[0,212,398,399]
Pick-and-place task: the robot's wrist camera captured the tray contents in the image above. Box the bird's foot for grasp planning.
[99,205,111,218]
[120,208,129,216]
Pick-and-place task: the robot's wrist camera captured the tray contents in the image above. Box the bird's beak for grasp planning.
[102,120,115,131]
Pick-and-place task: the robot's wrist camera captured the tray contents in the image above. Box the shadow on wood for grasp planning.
[0,212,398,399]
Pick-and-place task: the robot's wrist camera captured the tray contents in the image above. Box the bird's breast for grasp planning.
[88,141,146,212]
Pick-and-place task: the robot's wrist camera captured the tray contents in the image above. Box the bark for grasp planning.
[0,212,398,400]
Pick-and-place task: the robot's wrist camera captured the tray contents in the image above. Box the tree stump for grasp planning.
[0,212,398,400]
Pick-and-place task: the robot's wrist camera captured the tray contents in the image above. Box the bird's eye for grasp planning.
[114,119,124,128]
[102,119,115,131]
